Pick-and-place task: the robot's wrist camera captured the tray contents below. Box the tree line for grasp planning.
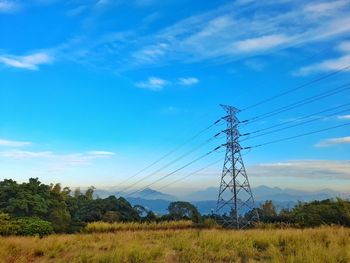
[0,178,349,236]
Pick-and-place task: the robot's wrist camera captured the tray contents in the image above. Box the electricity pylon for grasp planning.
[216,104,259,229]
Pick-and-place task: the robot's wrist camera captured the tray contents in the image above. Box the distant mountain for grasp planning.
[183,185,348,202]
[95,185,349,215]
[127,188,177,201]
[94,187,177,201]
[127,197,297,215]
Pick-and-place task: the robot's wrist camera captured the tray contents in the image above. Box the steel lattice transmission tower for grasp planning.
[216,104,259,228]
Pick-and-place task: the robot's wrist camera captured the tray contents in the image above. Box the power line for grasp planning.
[116,118,222,188]
[134,146,254,200]
[245,122,350,149]
[241,83,350,125]
[138,158,223,200]
[240,64,350,112]
[241,102,350,138]
[119,132,222,193]
[241,106,350,142]
[125,145,223,197]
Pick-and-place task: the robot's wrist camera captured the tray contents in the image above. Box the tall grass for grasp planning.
[0,226,349,262]
[85,220,194,233]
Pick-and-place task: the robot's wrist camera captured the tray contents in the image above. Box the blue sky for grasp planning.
[0,0,350,194]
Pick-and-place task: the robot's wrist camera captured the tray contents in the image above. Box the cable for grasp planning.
[241,106,350,142]
[241,102,350,138]
[116,118,222,187]
[119,132,222,193]
[125,145,223,197]
[241,83,350,125]
[244,122,350,149]
[139,158,223,199]
[134,146,254,199]
[240,64,350,112]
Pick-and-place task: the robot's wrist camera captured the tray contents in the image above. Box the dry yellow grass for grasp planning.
[0,226,349,263]
[85,220,194,233]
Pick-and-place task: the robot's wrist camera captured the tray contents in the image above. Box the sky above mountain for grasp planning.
[0,0,349,194]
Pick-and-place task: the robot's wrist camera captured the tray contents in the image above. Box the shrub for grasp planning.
[14,217,54,237]
[0,213,19,236]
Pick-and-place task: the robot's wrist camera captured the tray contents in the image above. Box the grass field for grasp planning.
[0,226,349,263]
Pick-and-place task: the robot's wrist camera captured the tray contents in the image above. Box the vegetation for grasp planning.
[0,178,350,237]
[85,220,194,233]
[251,199,350,227]
[0,227,349,262]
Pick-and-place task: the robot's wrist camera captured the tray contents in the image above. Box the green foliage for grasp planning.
[167,201,202,223]
[0,213,18,236]
[0,178,141,235]
[14,217,53,236]
[256,200,278,223]
[1,178,350,237]
[102,211,121,223]
[290,198,350,227]
[246,198,350,228]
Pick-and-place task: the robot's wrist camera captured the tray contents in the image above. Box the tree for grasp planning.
[257,200,277,223]
[168,201,201,223]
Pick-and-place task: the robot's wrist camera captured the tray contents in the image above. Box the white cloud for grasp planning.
[133,43,168,64]
[0,150,53,159]
[315,136,350,147]
[87,151,115,156]
[295,40,350,75]
[136,77,168,91]
[0,0,19,13]
[232,34,291,53]
[66,5,88,16]
[0,52,52,70]
[126,1,350,67]
[244,60,265,71]
[337,41,350,53]
[0,139,31,147]
[178,77,199,86]
[0,149,115,160]
[249,160,350,180]
[296,54,350,75]
[304,0,348,14]
[96,0,109,6]
[338,115,350,120]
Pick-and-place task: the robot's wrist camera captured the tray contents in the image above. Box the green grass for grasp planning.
[0,226,349,262]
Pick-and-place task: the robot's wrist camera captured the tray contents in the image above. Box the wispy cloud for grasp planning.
[315,136,350,147]
[295,40,350,75]
[296,55,350,75]
[135,77,168,91]
[133,43,168,64]
[96,0,110,7]
[304,0,349,14]
[86,150,115,156]
[249,160,350,180]
[127,1,350,66]
[0,149,115,160]
[0,0,19,13]
[338,115,350,120]
[0,52,52,70]
[66,5,88,16]
[0,139,31,147]
[233,34,291,53]
[0,150,53,159]
[36,1,350,73]
[178,77,199,86]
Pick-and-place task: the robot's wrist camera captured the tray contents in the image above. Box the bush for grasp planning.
[0,213,19,236]
[14,217,54,236]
